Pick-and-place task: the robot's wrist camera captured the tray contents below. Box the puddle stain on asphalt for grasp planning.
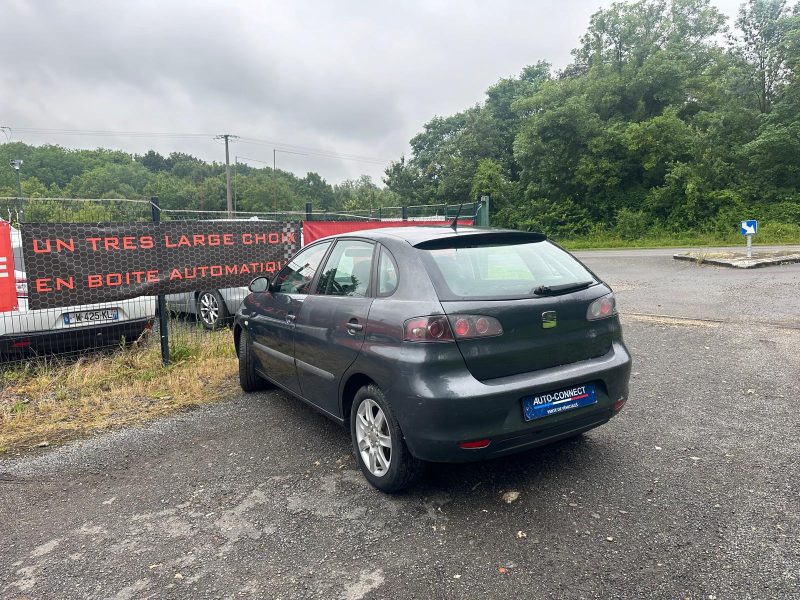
[214,486,274,555]
[340,568,386,600]
[29,538,61,557]
[110,578,149,600]
[8,564,39,593]
[3,471,412,598]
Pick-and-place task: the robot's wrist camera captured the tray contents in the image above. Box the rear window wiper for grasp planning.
[532,281,594,296]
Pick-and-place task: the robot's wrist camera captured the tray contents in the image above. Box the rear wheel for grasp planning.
[197,290,228,330]
[238,332,267,392]
[351,384,421,493]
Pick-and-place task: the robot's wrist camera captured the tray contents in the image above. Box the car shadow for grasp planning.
[416,434,599,494]
[260,388,613,496]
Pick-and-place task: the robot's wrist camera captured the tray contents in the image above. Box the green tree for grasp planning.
[732,0,797,113]
[471,159,509,211]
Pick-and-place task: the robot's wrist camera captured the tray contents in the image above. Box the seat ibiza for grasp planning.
[234,227,631,492]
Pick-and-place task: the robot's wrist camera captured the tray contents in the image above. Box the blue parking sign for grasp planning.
[741,220,757,235]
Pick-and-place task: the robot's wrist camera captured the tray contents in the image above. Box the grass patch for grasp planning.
[558,226,800,250]
[0,327,238,455]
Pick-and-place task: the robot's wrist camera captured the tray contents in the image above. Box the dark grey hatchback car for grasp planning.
[234,227,631,492]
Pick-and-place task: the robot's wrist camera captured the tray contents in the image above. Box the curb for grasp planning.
[673,253,800,269]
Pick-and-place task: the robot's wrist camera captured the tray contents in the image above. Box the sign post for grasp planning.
[740,220,757,258]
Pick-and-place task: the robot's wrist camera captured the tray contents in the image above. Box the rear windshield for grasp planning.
[421,240,597,300]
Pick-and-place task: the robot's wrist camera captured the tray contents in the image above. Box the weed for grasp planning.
[0,328,237,454]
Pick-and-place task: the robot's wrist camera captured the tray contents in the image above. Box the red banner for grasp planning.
[0,221,18,312]
[302,219,474,246]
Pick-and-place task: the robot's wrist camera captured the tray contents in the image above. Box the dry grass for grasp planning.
[0,328,238,455]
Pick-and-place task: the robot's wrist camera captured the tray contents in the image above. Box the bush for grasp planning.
[757,221,800,243]
[509,196,593,238]
[614,208,650,240]
[762,201,800,226]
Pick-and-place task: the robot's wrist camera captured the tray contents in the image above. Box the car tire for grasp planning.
[351,384,421,493]
[238,332,268,392]
[197,290,228,330]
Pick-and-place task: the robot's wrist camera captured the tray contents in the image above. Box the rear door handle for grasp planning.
[345,321,363,332]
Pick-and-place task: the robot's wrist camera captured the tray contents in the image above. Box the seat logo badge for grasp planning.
[542,311,557,329]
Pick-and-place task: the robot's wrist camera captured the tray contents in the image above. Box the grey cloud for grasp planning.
[1,0,745,183]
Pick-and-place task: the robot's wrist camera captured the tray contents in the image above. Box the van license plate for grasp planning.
[522,383,597,422]
[64,309,119,325]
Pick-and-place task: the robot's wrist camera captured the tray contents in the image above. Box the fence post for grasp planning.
[402,205,408,221]
[151,196,170,366]
[305,202,313,222]
[476,195,490,226]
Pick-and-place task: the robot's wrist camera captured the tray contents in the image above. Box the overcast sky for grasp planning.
[0,0,744,185]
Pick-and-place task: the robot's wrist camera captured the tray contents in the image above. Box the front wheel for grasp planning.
[351,384,421,493]
[238,332,267,392]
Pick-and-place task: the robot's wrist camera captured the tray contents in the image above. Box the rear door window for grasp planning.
[377,247,399,297]
[422,240,596,300]
[317,239,375,297]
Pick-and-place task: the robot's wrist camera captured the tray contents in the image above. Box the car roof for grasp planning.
[326,226,546,247]
[331,226,502,243]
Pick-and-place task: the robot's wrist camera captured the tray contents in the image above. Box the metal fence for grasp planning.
[0,196,487,369]
[0,197,292,367]
[305,201,481,222]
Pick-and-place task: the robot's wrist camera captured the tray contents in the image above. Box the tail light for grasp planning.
[403,316,454,342]
[15,276,28,298]
[587,294,616,320]
[403,315,504,342]
[447,315,503,339]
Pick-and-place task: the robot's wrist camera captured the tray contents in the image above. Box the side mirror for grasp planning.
[248,276,270,294]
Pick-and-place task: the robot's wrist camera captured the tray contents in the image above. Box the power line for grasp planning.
[237,136,388,164]
[2,126,392,164]
[4,127,213,139]
[235,155,272,165]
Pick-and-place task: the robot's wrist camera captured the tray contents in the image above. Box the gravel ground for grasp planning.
[1,249,798,600]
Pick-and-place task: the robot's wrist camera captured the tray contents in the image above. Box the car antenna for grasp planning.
[449,202,464,231]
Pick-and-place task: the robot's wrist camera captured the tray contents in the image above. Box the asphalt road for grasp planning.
[1,250,798,600]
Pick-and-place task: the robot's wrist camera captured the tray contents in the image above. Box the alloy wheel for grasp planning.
[199,293,219,327]
[355,398,392,477]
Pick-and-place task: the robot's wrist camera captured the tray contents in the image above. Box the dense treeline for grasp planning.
[384,0,800,241]
[0,144,401,219]
[2,0,799,243]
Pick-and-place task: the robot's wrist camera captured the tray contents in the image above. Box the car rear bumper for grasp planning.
[0,317,154,357]
[395,341,632,463]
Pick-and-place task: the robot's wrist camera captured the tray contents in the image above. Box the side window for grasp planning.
[377,247,399,297]
[272,241,331,294]
[317,240,375,297]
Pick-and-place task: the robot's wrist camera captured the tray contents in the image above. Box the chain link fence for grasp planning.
[0,197,487,369]
[306,201,481,222]
[0,197,295,367]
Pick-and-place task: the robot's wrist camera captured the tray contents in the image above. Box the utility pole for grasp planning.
[215,134,238,218]
[9,160,23,198]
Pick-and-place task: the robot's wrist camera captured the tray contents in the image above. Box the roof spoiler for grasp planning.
[414,231,547,250]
